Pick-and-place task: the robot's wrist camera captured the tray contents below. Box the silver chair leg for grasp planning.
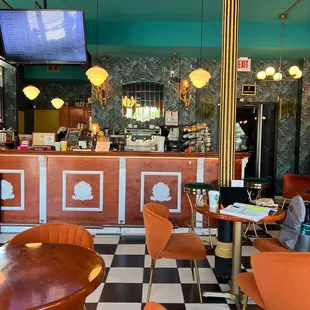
[146,258,156,302]
[193,260,202,303]
[281,198,287,209]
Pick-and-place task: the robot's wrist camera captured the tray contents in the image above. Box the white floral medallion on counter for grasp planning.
[72,181,94,201]
[1,180,15,200]
[150,182,172,202]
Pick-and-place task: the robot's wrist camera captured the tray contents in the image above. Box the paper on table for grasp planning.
[220,202,275,222]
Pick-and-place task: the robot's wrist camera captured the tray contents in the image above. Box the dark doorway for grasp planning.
[236,103,278,196]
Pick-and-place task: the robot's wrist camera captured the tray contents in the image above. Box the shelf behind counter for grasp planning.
[0,150,250,231]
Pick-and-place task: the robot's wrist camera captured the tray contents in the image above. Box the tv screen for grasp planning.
[0,10,87,64]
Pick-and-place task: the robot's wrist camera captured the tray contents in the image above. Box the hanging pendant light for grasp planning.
[23,85,40,100]
[51,70,64,109]
[256,11,302,82]
[189,0,211,89]
[189,68,211,88]
[86,0,108,86]
[51,97,64,109]
[86,66,109,86]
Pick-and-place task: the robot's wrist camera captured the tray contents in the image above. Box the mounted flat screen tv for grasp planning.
[0,10,87,64]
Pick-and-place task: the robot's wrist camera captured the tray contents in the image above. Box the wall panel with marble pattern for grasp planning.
[1,60,17,130]
[300,60,310,175]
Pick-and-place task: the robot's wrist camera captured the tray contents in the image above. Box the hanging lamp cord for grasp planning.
[199,0,204,68]
[96,0,99,61]
[279,19,284,72]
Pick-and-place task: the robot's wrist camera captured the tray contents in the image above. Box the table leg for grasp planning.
[202,221,242,310]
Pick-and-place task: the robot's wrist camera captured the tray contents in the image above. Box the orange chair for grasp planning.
[237,252,310,310]
[282,174,310,208]
[8,223,94,250]
[143,203,206,303]
[144,302,167,310]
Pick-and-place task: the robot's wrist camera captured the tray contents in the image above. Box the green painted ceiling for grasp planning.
[1,0,310,61]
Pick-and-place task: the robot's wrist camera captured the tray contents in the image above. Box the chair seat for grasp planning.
[253,238,291,252]
[144,302,167,310]
[161,233,206,260]
[237,272,266,309]
[184,182,214,190]
[244,178,270,185]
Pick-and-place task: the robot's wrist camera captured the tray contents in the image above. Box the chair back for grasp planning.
[8,223,94,250]
[277,195,305,250]
[283,174,310,199]
[144,302,167,310]
[252,252,310,310]
[143,203,173,259]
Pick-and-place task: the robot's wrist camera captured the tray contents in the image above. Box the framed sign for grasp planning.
[32,132,56,146]
[65,128,82,141]
[242,84,256,96]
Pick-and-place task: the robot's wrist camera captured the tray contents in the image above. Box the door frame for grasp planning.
[236,102,279,196]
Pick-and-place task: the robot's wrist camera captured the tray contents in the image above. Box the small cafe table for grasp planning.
[196,206,285,310]
[0,243,105,310]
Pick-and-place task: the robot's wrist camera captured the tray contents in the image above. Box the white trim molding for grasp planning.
[0,169,25,211]
[241,157,249,180]
[62,170,104,212]
[195,158,205,228]
[118,157,126,224]
[140,171,182,213]
[39,156,47,223]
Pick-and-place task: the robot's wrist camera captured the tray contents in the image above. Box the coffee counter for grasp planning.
[0,150,249,233]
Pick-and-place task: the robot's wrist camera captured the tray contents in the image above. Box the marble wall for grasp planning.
[1,60,17,130]
[300,61,310,175]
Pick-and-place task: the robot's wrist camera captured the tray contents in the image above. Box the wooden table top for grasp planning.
[0,243,105,310]
[196,205,286,223]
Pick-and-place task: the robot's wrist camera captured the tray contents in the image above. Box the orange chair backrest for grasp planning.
[283,174,310,198]
[144,302,167,310]
[8,223,94,250]
[252,252,310,310]
[143,203,173,259]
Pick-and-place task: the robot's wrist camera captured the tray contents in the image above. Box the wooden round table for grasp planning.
[0,243,105,310]
[196,206,285,310]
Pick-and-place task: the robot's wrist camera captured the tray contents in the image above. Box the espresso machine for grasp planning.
[124,128,161,152]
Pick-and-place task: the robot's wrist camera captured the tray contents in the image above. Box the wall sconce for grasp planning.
[177,79,192,109]
[92,84,107,107]
[91,123,99,135]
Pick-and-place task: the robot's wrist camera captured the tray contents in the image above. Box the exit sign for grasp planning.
[238,57,251,72]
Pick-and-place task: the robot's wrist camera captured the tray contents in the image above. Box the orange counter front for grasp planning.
[0,151,249,231]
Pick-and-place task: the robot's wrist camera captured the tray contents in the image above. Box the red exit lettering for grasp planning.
[238,60,249,68]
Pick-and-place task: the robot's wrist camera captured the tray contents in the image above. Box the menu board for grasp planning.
[0,10,87,63]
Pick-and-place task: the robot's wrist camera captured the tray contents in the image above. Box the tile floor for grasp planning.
[0,223,280,310]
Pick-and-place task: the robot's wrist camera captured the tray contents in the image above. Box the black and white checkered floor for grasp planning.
[0,223,281,310]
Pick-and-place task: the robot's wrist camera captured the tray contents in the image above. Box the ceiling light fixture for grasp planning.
[51,97,64,109]
[257,2,302,82]
[86,0,108,86]
[51,70,64,109]
[23,85,40,100]
[189,0,211,88]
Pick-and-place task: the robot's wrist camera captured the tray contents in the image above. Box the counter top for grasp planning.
[0,150,250,159]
